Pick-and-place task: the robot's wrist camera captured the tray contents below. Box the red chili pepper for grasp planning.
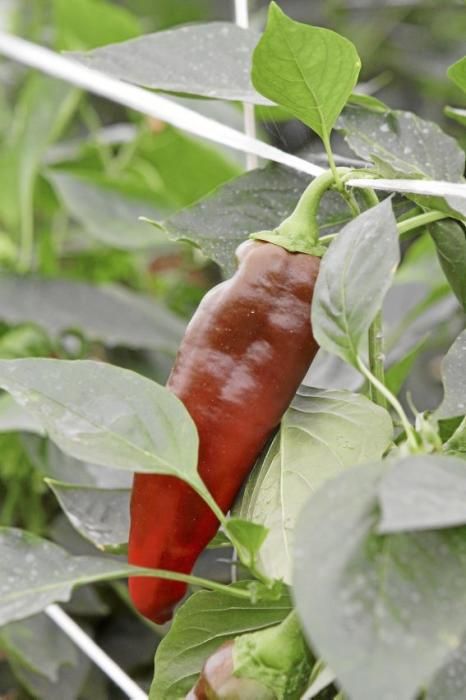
[128,239,320,623]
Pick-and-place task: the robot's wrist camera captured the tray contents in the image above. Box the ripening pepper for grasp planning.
[128,239,320,623]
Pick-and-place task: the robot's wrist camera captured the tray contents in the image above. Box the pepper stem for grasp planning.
[250,167,350,256]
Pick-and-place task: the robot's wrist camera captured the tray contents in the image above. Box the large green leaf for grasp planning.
[0,359,200,485]
[294,463,466,700]
[252,2,360,142]
[0,277,185,352]
[311,198,399,366]
[72,23,269,103]
[238,389,392,583]
[160,165,359,275]
[435,330,466,419]
[338,106,465,181]
[0,528,135,625]
[429,220,466,311]
[377,455,466,533]
[150,585,291,700]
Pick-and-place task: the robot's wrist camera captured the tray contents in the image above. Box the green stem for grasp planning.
[323,134,345,191]
[128,566,253,599]
[357,356,418,450]
[368,312,387,409]
[397,210,448,238]
[278,168,347,245]
[319,207,448,247]
[193,482,227,527]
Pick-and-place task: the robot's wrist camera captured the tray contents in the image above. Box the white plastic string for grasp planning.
[1,31,465,203]
[234,0,258,170]
[46,605,148,700]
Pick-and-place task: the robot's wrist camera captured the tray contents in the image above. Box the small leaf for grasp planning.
[224,518,268,569]
[252,2,361,141]
[435,329,466,419]
[149,584,291,699]
[377,455,466,534]
[448,56,466,94]
[294,463,466,700]
[0,359,201,487]
[338,106,465,181]
[429,220,466,311]
[46,480,130,551]
[311,198,399,366]
[237,388,392,582]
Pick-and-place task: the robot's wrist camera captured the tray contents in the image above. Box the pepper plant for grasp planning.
[0,2,465,699]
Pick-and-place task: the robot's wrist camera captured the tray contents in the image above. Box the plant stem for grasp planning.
[319,207,449,247]
[368,312,387,409]
[278,168,348,246]
[397,210,448,237]
[356,356,418,450]
[131,566,252,599]
[323,134,344,191]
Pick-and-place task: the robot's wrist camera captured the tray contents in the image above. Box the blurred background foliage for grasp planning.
[0,0,465,697]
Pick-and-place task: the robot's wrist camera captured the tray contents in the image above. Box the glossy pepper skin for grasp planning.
[128,240,320,623]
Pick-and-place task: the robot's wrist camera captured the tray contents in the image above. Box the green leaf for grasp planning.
[0,613,79,682]
[0,394,44,434]
[237,388,392,582]
[54,0,141,50]
[377,455,466,533]
[160,164,360,275]
[426,634,466,699]
[72,23,270,103]
[0,528,137,625]
[448,56,466,94]
[338,106,465,181]
[46,480,130,551]
[444,418,466,459]
[1,75,79,240]
[311,198,399,366]
[385,337,427,396]
[224,518,269,571]
[294,463,466,700]
[444,106,466,128]
[46,171,168,250]
[9,645,89,700]
[0,359,201,487]
[252,2,361,142]
[149,585,291,699]
[429,220,466,311]
[435,329,466,419]
[0,277,185,352]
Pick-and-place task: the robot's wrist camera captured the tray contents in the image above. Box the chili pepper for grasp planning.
[128,239,320,623]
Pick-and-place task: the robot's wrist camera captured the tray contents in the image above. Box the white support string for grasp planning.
[234,0,258,170]
[1,32,465,203]
[45,605,148,700]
